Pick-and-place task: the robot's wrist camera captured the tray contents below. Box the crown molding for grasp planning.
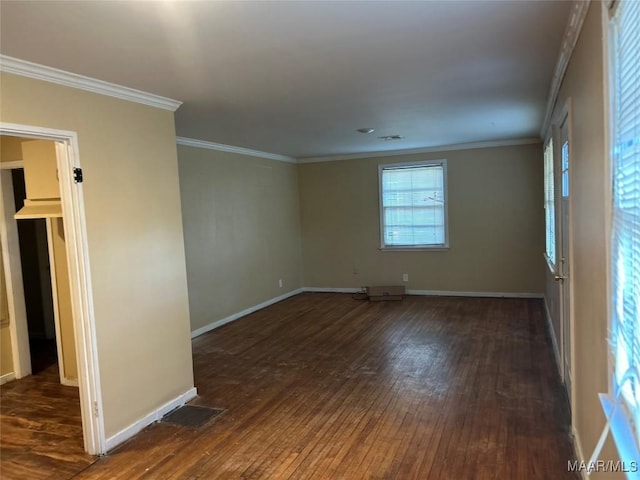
[297,137,541,164]
[540,0,590,137]
[176,137,297,163]
[0,55,182,112]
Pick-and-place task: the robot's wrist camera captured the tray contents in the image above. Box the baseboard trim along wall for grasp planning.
[190,287,545,340]
[406,289,544,298]
[61,377,79,388]
[0,372,15,385]
[302,287,361,294]
[303,287,544,298]
[191,288,304,339]
[543,297,563,377]
[104,387,197,452]
[572,426,589,480]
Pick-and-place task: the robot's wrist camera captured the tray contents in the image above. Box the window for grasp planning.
[543,139,556,267]
[609,0,640,452]
[378,161,448,249]
[561,140,570,198]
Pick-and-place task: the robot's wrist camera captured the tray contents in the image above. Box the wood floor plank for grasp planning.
[0,365,95,479]
[1,293,580,479]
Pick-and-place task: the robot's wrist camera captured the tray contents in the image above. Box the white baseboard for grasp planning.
[303,287,543,298]
[0,372,15,385]
[191,288,304,339]
[302,287,362,294]
[104,387,197,452]
[572,426,589,480]
[543,297,563,377]
[190,287,545,341]
[406,289,544,298]
[61,377,79,387]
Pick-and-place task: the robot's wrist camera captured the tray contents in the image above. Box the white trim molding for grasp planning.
[0,161,24,170]
[0,169,31,379]
[0,372,16,386]
[0,55,182,112]
[303,287,362,294]
[104,387,197,452]
[191,288,304,339]
[544,297,563,377]
[572,426,590,480]
[298,138,541,164]
[540,0,591,137]
[177,137,296,164]
[302,287,543,298]
[406,289,544,298]
[190,286,545,340]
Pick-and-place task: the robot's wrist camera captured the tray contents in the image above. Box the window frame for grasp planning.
[378,159,449,251]
[600,0,640,465]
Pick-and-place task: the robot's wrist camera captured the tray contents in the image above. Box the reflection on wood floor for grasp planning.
[1,293,579,479]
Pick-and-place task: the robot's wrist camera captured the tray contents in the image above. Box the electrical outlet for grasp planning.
[278,279,283,288]
[402,273,409,282]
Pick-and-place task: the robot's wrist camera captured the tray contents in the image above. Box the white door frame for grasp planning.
[0,123,105,454]
[0,162,31,380]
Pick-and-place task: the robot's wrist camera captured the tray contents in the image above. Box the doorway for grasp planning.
[0,124,104,454]
[2,149,79,385]
[10,168,58,375]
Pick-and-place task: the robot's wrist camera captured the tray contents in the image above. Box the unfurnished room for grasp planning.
[0,1,639,479]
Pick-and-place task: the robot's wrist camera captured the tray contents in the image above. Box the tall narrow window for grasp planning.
[610,0,640,448]
[544,139,556,267]
[379,161,448,249]
[561,141,570,198]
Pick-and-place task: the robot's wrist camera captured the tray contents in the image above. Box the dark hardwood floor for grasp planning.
[0,363,93,479]
[1,293,579,479]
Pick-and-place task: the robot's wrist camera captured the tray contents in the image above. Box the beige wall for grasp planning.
[178,145,302,331]
[298,144,545,294]
[0,136,25,162]
[0,243,14,377]
[546,3,619,473]
[0,72,194,438]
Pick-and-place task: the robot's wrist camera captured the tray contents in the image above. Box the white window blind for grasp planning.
[379,161,447,249]
[611,0,640,443]
[544,140,556,267]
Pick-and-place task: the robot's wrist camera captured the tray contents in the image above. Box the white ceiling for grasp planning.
[0,1,571,160]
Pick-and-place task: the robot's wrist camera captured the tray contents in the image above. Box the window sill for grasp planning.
[380,246,449,252]
[598,393,640,471]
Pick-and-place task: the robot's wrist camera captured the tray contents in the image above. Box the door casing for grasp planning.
[555,100,575,420]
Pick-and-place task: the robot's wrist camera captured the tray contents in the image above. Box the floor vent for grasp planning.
[161,405,225,428]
